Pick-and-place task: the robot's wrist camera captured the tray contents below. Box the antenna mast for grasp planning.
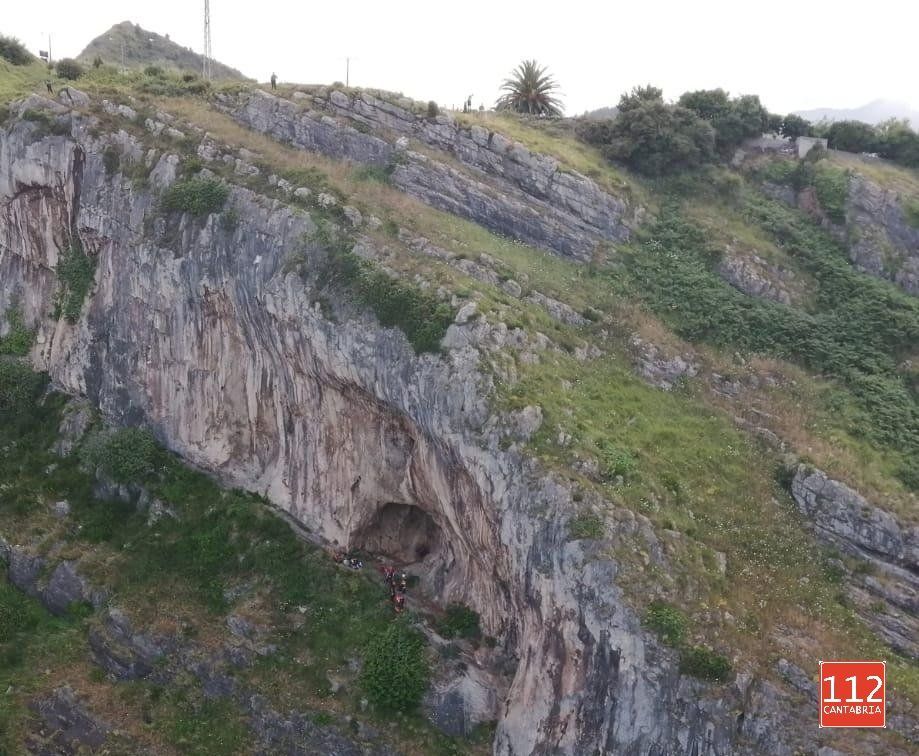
[203,0,212,79]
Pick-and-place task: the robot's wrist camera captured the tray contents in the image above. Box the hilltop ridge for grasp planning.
[77,21,249,81]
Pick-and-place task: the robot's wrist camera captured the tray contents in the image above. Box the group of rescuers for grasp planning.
[330,549,409,614]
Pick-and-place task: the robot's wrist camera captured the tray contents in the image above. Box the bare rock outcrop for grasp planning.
[218,89,638,261]
[791,465,919,658]
[844,174,919,295]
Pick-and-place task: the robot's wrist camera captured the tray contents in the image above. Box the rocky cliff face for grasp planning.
[791,466,919,659]
[218,89,639,261]
[1,93,913,755]
[843,174,919,295]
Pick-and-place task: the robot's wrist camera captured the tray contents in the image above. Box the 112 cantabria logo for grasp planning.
[819,660,886,728]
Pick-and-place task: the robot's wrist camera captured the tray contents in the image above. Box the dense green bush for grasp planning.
[581,88,716,176]
[0,35,32,65]
[426,100,439,118]
[319,238,454,353]
[0,360,47,413]
[0,308,34,356]
[437,604,481,640]
[780,114,812,139]
[55,58,84,80]
[0,582,43,643]
[55,242,96,323]
[161,177,229,216]
[360,620,429,712]
[83,427,162,484]
[679,646,732,682]
[826,120,876,153]
[567,511,604,540]
[643,602,687,647]
[678,89,768,154]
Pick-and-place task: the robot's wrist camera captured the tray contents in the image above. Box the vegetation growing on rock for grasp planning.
[160,176,229,216]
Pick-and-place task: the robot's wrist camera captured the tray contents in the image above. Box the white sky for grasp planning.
[4,0,917,115]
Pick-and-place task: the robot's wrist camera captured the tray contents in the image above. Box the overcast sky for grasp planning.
[4,0,917,115]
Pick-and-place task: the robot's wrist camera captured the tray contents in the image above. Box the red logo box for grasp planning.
[820,660,885,728]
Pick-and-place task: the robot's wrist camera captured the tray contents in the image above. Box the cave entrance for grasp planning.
[351,502,443,565]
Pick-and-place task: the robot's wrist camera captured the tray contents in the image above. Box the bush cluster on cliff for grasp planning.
[161,177,229,216]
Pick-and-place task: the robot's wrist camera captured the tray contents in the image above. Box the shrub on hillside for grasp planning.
[56,58,84,80]
[82,427,163,484]
[567,512,604,540]
[643,602,687,647]
[0,308,34,356]
[0,35,32,66]
[0,360,47,413]
[678,89,768,154]
[161,177,229,216]
[679,646,732,682]
[426,100,439,119]
[55,242,96,323]
[582,89,716,176]
[360,621,429,712]
[437,604,481,640]
[319,238,454,353]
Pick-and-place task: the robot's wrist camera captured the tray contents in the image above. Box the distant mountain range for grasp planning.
[794,99,919,127]
[78,21,249,81]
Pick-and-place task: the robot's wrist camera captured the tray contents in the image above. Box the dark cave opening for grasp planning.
[351,502,443,565]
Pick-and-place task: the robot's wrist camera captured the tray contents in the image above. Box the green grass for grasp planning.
[904,196,919,228]
[643,602,687,647]
[55,241,96,323]
[567,512,605,540]
[0,307,33,355]
[316,225,454,353]
[360,619,429,712]
[160,176,229,216]
[156,690,252,755]
[620,199,919,486]
[0,577,89,752]
[437,604,482,641]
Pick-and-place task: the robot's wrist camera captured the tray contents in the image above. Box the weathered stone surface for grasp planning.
[525,290,588,326]
[52,397,93,456]
[791,466,919,657]
[217,89,638,261]
[424,663,499,737]
[41,561,94,615]
[844,175,919,295]
[716,249,795,304]
[26,687,111,755]
[629,335,699,391]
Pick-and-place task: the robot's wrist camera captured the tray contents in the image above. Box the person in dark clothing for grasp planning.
[270,72,277,90]
[45,79,54,95]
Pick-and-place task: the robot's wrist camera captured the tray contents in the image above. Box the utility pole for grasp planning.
[203,0,213,80]
[346,57,350,88]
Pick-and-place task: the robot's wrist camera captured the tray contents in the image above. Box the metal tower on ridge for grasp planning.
[203,0,212,80]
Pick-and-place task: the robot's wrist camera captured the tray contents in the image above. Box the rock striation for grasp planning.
[218,89,639,261]
[791,466,919,659]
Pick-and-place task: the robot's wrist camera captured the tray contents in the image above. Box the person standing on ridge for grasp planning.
[45,79,54,96]
[270,72,277,90]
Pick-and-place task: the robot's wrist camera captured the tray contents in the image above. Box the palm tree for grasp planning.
[495,60,563,117]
